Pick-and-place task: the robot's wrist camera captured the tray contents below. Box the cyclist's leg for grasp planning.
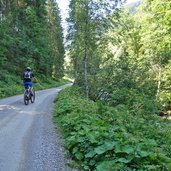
[28,82,33,95]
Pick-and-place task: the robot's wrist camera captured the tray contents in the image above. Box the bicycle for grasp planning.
[24,86,35,105]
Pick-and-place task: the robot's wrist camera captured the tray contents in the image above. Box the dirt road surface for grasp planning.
[0,84,71,171]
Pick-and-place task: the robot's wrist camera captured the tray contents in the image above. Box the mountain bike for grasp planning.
[24,86,35,105]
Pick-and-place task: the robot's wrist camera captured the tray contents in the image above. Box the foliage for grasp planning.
[0,69,69,99]
[67,0,171,112]
[0,0,65,83]
[135,0,171,103]
[0,0,65,98]
[67,0,124,97]
[54,87,171,171]
[0,70,22,98]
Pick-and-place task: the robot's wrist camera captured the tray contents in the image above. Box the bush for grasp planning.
[0,71,22,98]
[54,86,171,171]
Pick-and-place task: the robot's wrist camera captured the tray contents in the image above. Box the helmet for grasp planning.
[26,67,31,71]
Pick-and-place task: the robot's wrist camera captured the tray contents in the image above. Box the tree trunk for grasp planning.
[83,0,89,99]
[156,64,161,99]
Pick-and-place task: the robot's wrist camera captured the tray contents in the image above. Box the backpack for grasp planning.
[24,71,31,79]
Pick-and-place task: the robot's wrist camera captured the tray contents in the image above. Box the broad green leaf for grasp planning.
[87,133,98,143]
[94,146,106,155]
[72,147,79,154]
[115,157,132,164]
[75,152,84,160]
[96,161,116,171]
[85,150,96,158]
[95,141,115,155]
[138,150,150,157]
[121,145,134,154]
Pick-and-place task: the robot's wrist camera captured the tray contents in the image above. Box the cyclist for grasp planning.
[22,67,35,94]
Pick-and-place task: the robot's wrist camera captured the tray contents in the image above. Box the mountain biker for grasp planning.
[22,67,35,93]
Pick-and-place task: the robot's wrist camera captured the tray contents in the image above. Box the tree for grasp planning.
[67,0,124,98]
[0,0,65,80]
[46,0,65,79]
[136,0,171,103]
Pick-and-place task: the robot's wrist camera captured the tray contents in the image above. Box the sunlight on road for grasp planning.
[19,110,40,115]
[0,104,41,115]
[0,105,20,111]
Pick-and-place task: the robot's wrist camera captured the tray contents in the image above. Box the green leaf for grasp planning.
[115,145,134,154]
[96,161,116,171]
[87,133,98,143]
[121,145,134,154]
[89,159,96,166]
[115,157,132,164]
[85,150,96,158]
[95,146,106,155]
[115,144,122,153]
[95,141,116,155]
[104,141,117,150]
[138,150,150,157]
[72,147,79,154]
[75,152,84,160]
[77,136,85,142]
[146,139,157,146]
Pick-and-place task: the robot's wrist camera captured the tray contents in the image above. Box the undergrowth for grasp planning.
[54,86,171,171]
[0,70,69,99]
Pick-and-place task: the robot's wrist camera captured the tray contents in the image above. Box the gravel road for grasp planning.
[0,84,72,171]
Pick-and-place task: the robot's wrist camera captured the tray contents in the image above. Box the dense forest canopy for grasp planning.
[66,0,171,110]
[53,0,171,170]
[1,0,171,109]
[0,0,64,79]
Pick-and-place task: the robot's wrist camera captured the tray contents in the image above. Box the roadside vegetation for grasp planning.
[0,71,69,99]
[54,87,171,171]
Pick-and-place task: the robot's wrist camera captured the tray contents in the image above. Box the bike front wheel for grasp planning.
[24,93,29,105]
[30,90,35,103]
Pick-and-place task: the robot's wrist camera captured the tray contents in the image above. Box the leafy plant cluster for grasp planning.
[54,87,171,171]
[0,70,22,98]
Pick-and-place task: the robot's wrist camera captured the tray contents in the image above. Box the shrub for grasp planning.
[0,70,70,99]
[54,86,171,171]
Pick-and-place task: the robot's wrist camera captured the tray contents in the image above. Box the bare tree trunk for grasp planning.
[84,47,89,98]
[156,64,161,99]
[83,0,89,98]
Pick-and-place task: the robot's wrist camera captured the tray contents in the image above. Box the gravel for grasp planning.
[0,84,72,171]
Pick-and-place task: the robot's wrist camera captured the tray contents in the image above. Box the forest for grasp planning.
[54,0,171,170]
[65,0,171,110]
[0,0,171,170]
[0,0,65,97]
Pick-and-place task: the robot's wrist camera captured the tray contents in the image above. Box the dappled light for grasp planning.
[0,104,40,115]
[0,105,20,111]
